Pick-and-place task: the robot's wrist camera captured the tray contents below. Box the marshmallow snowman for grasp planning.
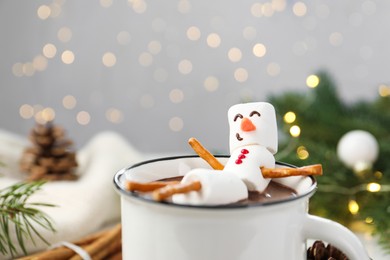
[173,102,278,205]
[224,102,277,192]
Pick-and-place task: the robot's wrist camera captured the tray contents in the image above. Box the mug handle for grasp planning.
[303,214,370,260]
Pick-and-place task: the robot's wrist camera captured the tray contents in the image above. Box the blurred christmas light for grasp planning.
[43,43,57,59]
[366,182,381,192]
[206,33,221,48]
[37,5,51,20]
[228,47,242,63]
[41,107,55,122]
[289,125,301,137]
[272,0,286,12]
[378,84,390,97]
[177,0,191,14]
[57,27,72,43]
[234,68,248,82]
[253,43,267,58]
[49,3,62,18]
[77,111,91,125]
[251,3,263,17]
[23,62,35,77]
[348,199,359,215]
[306,74,320,88]
[293,2,307,17]
[283,111,296,123]
[63,95,77,109]
[178,59,193,74]
[102,52,117,67]
[204,76,219,92]
[374,171,383,179]
[100,0,113,8]
[187,26,201,41]
[129,0,147,14]
[33,55,48,71]
[169,89,184,103]
[297,146,309,160]
[365,217,374,224]
[61,50,75,64]
[262,3,274,17]
[169,117,184,132]
[19,104,34,119]
[106,108,123,123]
[34,107,55,124]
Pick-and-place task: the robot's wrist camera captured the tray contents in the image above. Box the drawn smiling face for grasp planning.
[227,102,278,154]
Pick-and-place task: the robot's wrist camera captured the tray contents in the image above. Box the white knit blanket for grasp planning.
[0,129,144,258]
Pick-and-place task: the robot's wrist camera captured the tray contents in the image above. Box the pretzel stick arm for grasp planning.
[262,164,323,178]
[188,137,224,170]
[125,181,180,192]
[153,181,202,201]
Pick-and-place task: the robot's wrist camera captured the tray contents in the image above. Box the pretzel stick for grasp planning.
[262,164,322,178]
[125,180,180,192]
[188,137,322,178]
[153,181,202,201]
[188,137,224,170]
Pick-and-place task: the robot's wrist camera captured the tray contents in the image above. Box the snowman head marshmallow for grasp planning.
[228,102,278,154]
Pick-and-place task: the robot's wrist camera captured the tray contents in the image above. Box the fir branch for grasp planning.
[269,70,390,252]
[0,181,56,257]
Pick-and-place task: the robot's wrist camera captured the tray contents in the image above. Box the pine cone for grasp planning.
[20,122,78,181]
[307,240,349,260]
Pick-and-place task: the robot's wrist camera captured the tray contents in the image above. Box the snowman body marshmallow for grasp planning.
[173,102,278,205]
[224,102,278,192]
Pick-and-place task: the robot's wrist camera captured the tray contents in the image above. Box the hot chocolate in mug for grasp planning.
[114,155,370,260]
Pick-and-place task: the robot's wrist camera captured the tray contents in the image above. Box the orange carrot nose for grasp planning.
[241,117,256,132]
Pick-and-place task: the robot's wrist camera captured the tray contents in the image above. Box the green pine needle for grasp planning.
[269,70,390,253]
[0,181,56,257]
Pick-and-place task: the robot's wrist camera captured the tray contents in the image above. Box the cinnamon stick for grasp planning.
[69,224,121,260]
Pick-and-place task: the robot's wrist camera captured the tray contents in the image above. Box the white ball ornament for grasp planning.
[337,130,379,172]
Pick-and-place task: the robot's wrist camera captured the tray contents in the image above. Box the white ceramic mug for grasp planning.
[114,155,370,260]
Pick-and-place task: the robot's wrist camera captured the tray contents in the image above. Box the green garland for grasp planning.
[268,71,390,252]
[0,181,56,257]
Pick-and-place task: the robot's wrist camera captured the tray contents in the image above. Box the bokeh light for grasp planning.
[61,50,75,64]
[63,95,77,109]
[306,74,320,88]
[169,116,184,132]
[102,52,117,67]
[77,111,91,125]
[207,33,221,48]
[283,111,296,123]
[289,125,301,137]
[204,76,219,92]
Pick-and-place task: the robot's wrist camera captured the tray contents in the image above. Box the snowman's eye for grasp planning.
[249,111,261,117]
[233,114,243,122]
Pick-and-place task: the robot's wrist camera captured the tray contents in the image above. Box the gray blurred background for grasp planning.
[0,0,387,154]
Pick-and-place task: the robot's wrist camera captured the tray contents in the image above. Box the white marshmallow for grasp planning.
[172,168,248,206]
[228,102,278,154]
[224,145,275,192]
